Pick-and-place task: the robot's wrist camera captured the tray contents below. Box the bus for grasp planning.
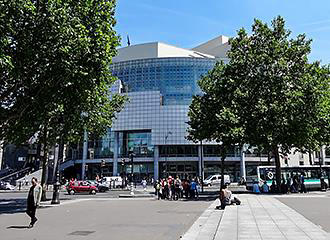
[247,165,330,190]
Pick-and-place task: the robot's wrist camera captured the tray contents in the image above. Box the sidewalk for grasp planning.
[182,194,330,240]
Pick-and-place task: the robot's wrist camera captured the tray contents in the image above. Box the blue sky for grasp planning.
[115,0,330,64]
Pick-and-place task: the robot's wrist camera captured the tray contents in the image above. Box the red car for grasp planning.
[67,181,97,195]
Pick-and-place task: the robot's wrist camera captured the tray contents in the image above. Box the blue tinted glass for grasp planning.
[110,58,215,105]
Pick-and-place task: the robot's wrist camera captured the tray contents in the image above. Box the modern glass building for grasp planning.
[62,35,322,182]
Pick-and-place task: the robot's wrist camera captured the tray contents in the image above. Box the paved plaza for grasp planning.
[1,191,330,240]
[183,193,330,240]
[0,196,211,240]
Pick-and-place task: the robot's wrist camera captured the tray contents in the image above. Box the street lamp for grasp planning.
[319,146,326,191]
[51,116,64,205]
[164,131,172,178]
[121,159,126,189]
[200,140,204,193]
[129,152,135,195]
[81,112,89,181]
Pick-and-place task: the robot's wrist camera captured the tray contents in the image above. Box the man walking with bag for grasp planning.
[26,177,42,228]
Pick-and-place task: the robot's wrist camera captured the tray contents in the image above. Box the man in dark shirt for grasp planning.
[26,177,42,228]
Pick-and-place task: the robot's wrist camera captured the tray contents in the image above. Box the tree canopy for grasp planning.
[187,16,330,190]
[0,0,125,145]
[0,0,126,196]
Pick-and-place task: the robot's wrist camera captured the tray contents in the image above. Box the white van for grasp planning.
[102,176,123,188]
[203,174,231,186]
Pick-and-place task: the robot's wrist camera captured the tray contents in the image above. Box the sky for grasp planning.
[115,0,330,64]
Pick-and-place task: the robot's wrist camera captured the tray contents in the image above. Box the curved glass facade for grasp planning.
[110,58,216,105]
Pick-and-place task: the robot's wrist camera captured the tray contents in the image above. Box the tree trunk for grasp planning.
[40,125,49,201]
[308,150,313,166]
[220,146,227,188]
[273,146,281,193]
[267,151,271,165]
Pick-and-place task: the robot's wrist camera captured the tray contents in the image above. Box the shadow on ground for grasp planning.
[0,198,27,215]
[0,198,70,215]
[7,225,30,229]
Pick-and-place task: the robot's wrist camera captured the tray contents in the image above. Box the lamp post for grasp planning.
[129,152,135,195]
[51,143,61,204]
[164,131,172,178]
[81,112,89,181]
[51,116,64,205]
[121,159,126,189]
[319,146,326,191]
[200,140,204,193]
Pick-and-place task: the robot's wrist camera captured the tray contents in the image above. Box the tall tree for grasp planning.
[228,16,329,190]
[187,61,244,186]
[188,16,330,191]
[0,0,126,199]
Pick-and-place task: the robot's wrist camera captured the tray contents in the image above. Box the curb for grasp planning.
[180,199,222,240]
[119,194,155,198]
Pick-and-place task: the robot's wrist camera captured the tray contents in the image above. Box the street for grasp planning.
[0,190,131,215]
[277,192,330,233]
[0,195,211,240]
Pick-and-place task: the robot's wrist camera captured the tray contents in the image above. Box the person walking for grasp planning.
[300,172,307,193]
[26,177,42,228]
[155,180,161,200]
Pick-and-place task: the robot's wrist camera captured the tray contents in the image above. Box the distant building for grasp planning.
[58,36,330,182]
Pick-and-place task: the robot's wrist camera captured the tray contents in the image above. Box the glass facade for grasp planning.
[119,131,154,157]
[65,55,248,180]
[110,58,216,105]
[159,145,198,157]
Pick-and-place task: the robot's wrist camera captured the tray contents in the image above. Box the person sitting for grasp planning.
[216,184,241,210]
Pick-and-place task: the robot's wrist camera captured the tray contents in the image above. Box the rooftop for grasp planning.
[113,35,230,63]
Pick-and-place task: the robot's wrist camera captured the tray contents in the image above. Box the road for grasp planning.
[277,192,330,233]
[0,196,212,240]
[0,190,134,214]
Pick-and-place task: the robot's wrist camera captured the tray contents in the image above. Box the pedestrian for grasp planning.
[300,172,307,193]
[270,180,277,193]
[174,177,181,199]
[164,179,169,199]
[286,177,291,193]
[141,178,147,191]
[262,181,269,193]
[281,179,288,194]
[216,184,241,210]
[292,175,299,193]
[26,177,42,228]
[190,178,197,199]
[253,181,260,193]
[155,180,161,200]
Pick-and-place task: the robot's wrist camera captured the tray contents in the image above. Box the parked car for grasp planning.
[67,181,97,195]
[203,174,231,186]
[0,181,15,190]
[87,180,109,193]
[101,176,123,188]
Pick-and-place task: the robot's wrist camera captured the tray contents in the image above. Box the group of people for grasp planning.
[154,176,200,200]
[253,173,308,194]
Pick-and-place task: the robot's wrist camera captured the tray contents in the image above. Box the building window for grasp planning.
[119,131,153,157]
